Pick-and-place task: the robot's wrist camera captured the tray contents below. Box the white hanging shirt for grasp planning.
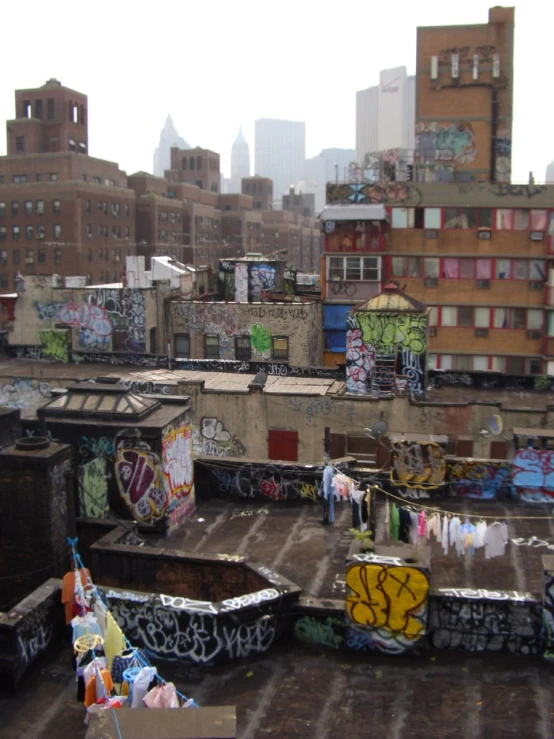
[474,521,487,549]
[484,522,509,559]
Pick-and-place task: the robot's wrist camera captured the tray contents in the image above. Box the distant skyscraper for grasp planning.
[255,119,306,207]
[356,67,415,165]
[230,126,250,192]
[153,115,190,177]
[546,162,554,184]
[304,148,356,212]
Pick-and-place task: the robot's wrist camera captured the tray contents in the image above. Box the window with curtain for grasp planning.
[428,306,438,326]
[491,356,505,372]
[527,310,543,330]
[513,209,530,230]
[549,212,554,237]
[496,209,514,229]
[473,356,488,371]
[444,208,460,229]
[494,308,508,328]
[427,354,438,370]
[548,313,554,337]
[424,258,439,278]
[513,308,526,329]
[441,307,456,326]
[459,259,475,278]
[507,357,524,374]
[329,257,344,280]
[456,355,471,371]
[495,259,510,279]
[391,257,405,277]
[531,210,547,230]
[476,259,492,279]
[407,257,421,277]
[512,260,528,280]
[443,258,460,278]
[475,308,490,328]
[530,260,545,280]
[441,355,453,370]
[424,208,441,228]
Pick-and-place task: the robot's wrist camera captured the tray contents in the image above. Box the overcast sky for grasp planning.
[0,0,550,182]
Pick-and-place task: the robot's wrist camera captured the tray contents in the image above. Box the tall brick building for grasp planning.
[415,6,514,183]
[0,80,136,290]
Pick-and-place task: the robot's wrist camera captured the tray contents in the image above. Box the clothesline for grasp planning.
[371,484,554,521]
[68,539,198,711]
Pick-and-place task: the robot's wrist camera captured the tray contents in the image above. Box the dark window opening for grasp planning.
[235,335,251,361]
[174,334,190,358]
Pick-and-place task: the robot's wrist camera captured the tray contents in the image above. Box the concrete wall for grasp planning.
[8,276,167,356]
[169,300,323,366]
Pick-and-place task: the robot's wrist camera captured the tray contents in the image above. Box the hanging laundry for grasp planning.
[61,569,91,625]
[323,465,335,524]
[441,514,449,555]
[104,611,126,672]
[143,682,180,709]
[84,667,114,708]
[390,504,400,541]
[474,521,487,549]
[408,511,420,545]
[459,520,477,557]
[131,666,158,708]
[449,517,461,549]
[484,522,509,559]
[418,511,427,539]
[71,613,103,644]
[398,508,411,544]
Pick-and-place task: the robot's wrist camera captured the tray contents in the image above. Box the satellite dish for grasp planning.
[488,414,503,436]
[367,419,389,439]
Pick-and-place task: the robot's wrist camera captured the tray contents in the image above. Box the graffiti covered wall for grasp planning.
[346,311,427,396]
[391,441,446,490]
[513,448,554,503]
[415,122,476,165]
[345,561,430,654]
[448,459,512,500]
[162,422,195,530]
[171,300,322,367]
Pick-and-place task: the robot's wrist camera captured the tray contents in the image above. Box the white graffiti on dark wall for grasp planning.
[17,623,54,665]
[160,594,218,614]
[436,588,535,602]
[108,597,276,664]
[14,597,56,665]
[220,589,281,612]
[427,597,541,655]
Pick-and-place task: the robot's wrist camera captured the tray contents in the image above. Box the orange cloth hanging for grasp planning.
[61,569,90,625]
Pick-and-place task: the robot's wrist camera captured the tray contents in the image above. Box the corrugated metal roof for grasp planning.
[323,304,351,329]
[320,204,387,222]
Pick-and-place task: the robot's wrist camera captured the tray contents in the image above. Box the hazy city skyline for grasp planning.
[0,0,551,183]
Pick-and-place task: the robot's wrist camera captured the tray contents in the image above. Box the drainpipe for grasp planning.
[490,87,498,183]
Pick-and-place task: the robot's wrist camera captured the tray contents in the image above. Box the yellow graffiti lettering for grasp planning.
[299,483,318,501]
[345,563,429,640]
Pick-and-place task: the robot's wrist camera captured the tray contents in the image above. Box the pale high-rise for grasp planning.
[355,67,415,165]
[230,126,250,193]
[255,119,306,207]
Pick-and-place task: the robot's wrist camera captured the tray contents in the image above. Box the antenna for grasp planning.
[365,419,389,440]
[488,414,503,437]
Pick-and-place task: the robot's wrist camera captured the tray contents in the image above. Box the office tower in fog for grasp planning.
[255,119,305,207]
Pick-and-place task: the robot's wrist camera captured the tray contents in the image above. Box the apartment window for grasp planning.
[112,248,121,262]
[197,156,202,169]
[235,335,252,361]
[103,202,108,214]
[472,356,488,371]
[0,275,7,289]
[444,207,476,229]
[424,208,441,229]
[159,211,168,222]
[35,99,43,119]
[391,207,413,229]
[12,250,20,265]
[112,270,118,282]
[53,225,62,239]
[125,205,130,217]
[391,257,404,277]
[189,156,194,169]
[23,200,33,216]
[49,173,58,181]
[111,203,120,216]
[25,225,34,240]
[36,174,42,182]
[494,308,526,329]
[99,248,104,259]
[12,225,20,240]
[170,212,176,224]
[458,307,474,327]
[527,358,542,375]
[86,199,91,213]
[440,307,456,327]
[407,257,421,277]
[68,138,76,151]
[205,335,220,359]
[182,157,187,170]
[328,256,380,281]
[475,308,490,328]
[530,210,548,230]
[54,248,62,264]
[528,309,543,331]
[36,200,44,215]
[428,307,438,326]
[47,98,54,119]
[37,225,45,240]
[442,258,459,279]
[97,200,102,211]
[268,429,298,462]
[11,201,18,215]
[25,248,34,264]
[530,260,546,280]
[15,136,24,152]
[476,258,492,279]
[440,355,472,371]
[0,250,7,265]
[174,334,190,359]
[86,224,92,239]
[13,175,27,184]
[88,248,92,263]
[125,226,130,239]
[272,336,289,361]
[53,199,61,214]
[0,227,5,240]
[0,202,5,217]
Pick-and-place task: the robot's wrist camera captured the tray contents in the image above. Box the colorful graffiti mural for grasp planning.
[513,448,554,502]
[448,460,512,499]
[391,441,446,489]
[346,311,427,396]
[162,423,194,529]
[326,181,416,206]
[234,262,248,303]
[39,330,69,362]
[249,264,276,301]
[115,436,167,522]
[248,323,271,359]
[35,288,146,353]
[415,122,476,164]
[345,561,429,654]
